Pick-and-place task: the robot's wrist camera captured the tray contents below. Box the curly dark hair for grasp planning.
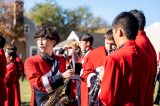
[34,26,61,44]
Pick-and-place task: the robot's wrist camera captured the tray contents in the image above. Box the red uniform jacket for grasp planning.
[14,57,23,106]
[80,48,93,106]
[99,40,151,106]
[136,31,157,106]
[81,46,107,106]
[24,54,66,106]
[0,48,7,104]
[4,62,18,106]
[16,57,24,78]
[81,46,107,83]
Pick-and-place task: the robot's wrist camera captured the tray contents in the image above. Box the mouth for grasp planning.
[39,47,44,50]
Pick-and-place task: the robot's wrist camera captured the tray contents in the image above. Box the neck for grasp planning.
[43,52,53,57]
[117,38,129,49]
[45,51,53,57]
[83,47,90,53]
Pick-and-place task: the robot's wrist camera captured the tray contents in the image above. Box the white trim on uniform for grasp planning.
[42,60,60,93]
[80,50,91,76]
[87,73,96,87]
[42,71,52,94]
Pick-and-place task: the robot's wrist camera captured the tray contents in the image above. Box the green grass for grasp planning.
[154,81,159,106]
[20,78,31,106]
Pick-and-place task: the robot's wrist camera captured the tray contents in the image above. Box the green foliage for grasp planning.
[26,1,109,40]
[27,3,61,26]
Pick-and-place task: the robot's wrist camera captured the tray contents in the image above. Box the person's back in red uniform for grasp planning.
[5,45,22,105]
[130,9,157,106]
[99,12,151,106]
[4,48,20,106]
[0,35,7,106]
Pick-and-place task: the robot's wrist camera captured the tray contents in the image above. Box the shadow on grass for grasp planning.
[21,102,30,106]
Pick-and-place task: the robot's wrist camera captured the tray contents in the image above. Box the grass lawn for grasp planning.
[20,78,31,106]
[154,81,159,106]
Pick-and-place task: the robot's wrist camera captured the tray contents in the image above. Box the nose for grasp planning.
[37,38,43,43]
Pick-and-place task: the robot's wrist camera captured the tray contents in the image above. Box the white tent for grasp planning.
[145,21,160,60]
[67,31,80,41]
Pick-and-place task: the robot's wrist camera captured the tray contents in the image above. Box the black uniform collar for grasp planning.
[40,52,55,66]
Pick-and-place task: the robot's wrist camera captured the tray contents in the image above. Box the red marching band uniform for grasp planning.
[4,61,19,106]
[15,56,23,105]
[81,46,107,84]
[0,48,7,105]
[80,48,93,106]
[99,40,151,106]
[24,53,66,106]
[80,46,108,106]
[135,30,157,106]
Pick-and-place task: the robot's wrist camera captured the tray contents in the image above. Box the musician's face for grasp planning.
[80,41,90,51]
[105,39,116,52]
[67,48,73,56]
[5,50,13,63]
[36,37,56,55]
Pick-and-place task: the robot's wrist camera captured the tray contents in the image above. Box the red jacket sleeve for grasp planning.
[24,58,46,93]
[0,53,6,78]
[4,63,17,86]
[54,55,66,73]
[24,56,65,94]
[99,56,121,106]
[81,57,95,81]
[0,49,7,103]
[16,57,24,78]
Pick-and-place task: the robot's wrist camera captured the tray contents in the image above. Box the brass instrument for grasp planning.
[45,50,76,106]
[89,75,100,106]
[45,79,70,106]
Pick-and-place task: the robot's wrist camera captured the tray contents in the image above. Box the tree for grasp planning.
[26,1,109,40]
[0,0,24,43]
[62,6,109,35]
[26,3,62,26]
[26,2,67,39]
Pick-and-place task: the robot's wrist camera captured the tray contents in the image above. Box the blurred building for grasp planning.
[55,30,105,50]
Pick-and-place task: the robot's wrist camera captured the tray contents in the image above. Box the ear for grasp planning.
[86,41,91,46]
[9,56,13,61]
[118,28,123,37]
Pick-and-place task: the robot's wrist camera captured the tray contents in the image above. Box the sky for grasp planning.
[24,0,160,27]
